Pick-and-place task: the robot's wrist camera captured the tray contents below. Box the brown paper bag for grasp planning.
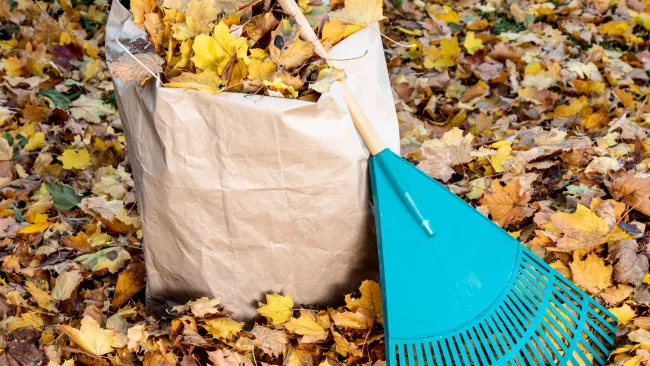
[105,0,399,319]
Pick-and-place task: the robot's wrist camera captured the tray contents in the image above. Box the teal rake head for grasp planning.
[369,149,618,366]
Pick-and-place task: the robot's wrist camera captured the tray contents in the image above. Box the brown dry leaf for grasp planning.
[207,349,253,366]
[570,252,612,295]
[111,261,146,309]
[269,19,315,70]
[419,127,474,182]
[611,240,649,287]
[600,285,634,306]
[609,171,650,216]
[329,0,385,24]
[250,325,288,357]
[480,180,535,227]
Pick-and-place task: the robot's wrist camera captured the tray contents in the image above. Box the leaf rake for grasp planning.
[276,1,618,364]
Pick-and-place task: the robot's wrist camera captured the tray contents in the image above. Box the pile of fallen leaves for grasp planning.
[111,0,384,98]
[1,0,650,364]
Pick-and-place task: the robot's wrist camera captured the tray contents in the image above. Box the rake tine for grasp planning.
[486,315,509,357]
[452,334,470,365]
[406,343,416,366]
[494,307,520,342]
[540,316,571,357]
[422,341,434,366]
[578,337,605,365]
[432,339,443,365]
[473,324,497,363]
[414,343,425,366]
[545,291,613,349]
[460,330,481,366]
[442,339,455,365]
[465,329,484,366]
[532,330,558,364]
[470,326,492,365]
[398,343,407,366]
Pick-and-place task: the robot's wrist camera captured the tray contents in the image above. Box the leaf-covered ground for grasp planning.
[0,0,650,365]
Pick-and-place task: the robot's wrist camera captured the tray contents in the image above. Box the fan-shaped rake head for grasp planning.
[388,249,617,366]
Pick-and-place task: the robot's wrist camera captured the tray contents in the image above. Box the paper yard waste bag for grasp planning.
[106,0,400,319]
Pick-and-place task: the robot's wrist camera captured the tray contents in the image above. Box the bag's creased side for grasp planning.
[106,0,399,319]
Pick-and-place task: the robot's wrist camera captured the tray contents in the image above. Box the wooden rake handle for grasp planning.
[277,0,386,156]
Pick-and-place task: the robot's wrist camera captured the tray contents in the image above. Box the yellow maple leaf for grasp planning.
[423,36,460,71]
[257,293,293,325]
[286,349,313,366]
[299,0,312,12]
[185,0,219,36]
[59,32,73,45]
[463,31,483,55]
[331,308,374,329]
[59,149,91,170]
[2,56,26,76]
[247,59,276,84]
[608,303,636,324]
[130,0,158,26]
[553,96,588,118]
[285,310,328,342]
[6,312,44,332]
[264,78,298,98]
[166,70,225,93]
[191,22,248,72]
[24,132,47,151]
[82,59,102,82]
[490,144,515,173]
[329,0,384,25]
[551,204,611,249]
[436,5,460,24]
[332,330,362,357]
[25,282,57,312]
[630,10,650,30]
[144,12,165,52]
[57,316,117,356]
[172,39,194,70]
[202,318,244,340]
[570,252,612,295]
[440,36,461,56]
[344,280,383,323]
[16,222,51,235]
[320,19,364,48]
[525,62,542,75]
[598,21,629,36]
